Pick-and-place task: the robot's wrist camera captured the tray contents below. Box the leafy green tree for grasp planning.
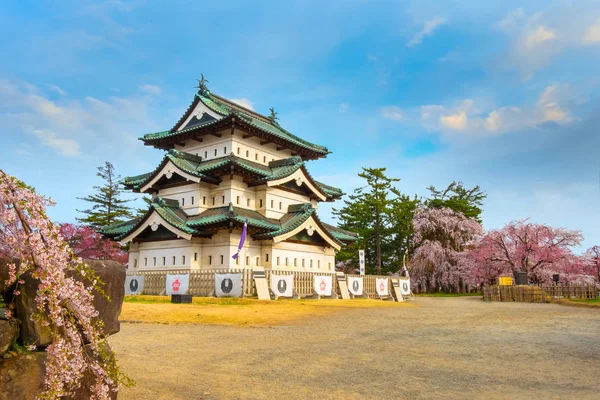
[77,162,133,229]
[425,181,486,221]
[387,193,420,268]
[334,168,400,275]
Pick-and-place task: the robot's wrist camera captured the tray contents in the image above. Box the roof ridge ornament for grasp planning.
[268,107,279,124]
[194,73,210,95]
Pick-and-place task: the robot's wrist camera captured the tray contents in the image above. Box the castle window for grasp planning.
[182,255,186,264]
[191,196,194,205]
[302,259,305,268]
[263,156,266,163]
[236,196,240,205]
[246,150,249,157]
[162,257,166,266]
[220,255,224,265]
[259,199,263,208]
[222,195,225,204]
[153,257,156,266]
[237,147,240,155]
[246,256,249,265]
[134,259,137,268]
[224,146,227,154]
[255,153,258,161]
[214,148,217,156]
[203,197,206,205]
[294,258,297,267]
[208,256,212,265]
[310,260,313,268]
[256,257,259,266]
[173,256,176,265]
[270,200,274,208]
[328,263,331,270]
[212,197,215,205]
[144,258,147,267]
[194,252,198,261]
[279,202,282,210]
[236,256,239,265]
[276,256,280,265]
[265,254,269,262]
[285,257,288,266]
[318,260,320,268]
[247,199,250,207]
[205,151,208,158]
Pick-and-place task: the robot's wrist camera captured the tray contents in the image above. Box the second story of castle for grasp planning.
[123,76,344,220]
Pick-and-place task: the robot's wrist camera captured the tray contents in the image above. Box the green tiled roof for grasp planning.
[102,197,351,246]
[322,222,359,243]
[123,150,343,201]
[140,91,329,157]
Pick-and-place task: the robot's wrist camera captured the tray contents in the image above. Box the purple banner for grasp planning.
[232,218,248,259]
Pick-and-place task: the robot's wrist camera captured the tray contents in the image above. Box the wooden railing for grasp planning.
[483,285,598,303]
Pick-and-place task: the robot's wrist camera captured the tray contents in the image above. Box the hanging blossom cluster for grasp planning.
[411,207,483,291]
[0,170,129,399]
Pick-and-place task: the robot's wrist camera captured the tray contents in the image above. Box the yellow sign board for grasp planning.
[498,276,513,286]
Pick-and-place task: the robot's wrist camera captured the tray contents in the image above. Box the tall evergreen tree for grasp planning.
[333,168,400,275]
[77,162,133,229]
[426,181,486,221]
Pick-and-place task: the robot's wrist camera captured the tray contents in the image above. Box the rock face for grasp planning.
[0,258,17,299]
[0,318,19,356]
[0,345,118,400]
[82,260,126,337]
[14,271,53,348]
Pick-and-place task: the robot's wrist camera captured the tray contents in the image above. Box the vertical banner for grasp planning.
[125,275,144,295]
[215,273,243,298]
[376,278,389,296]
[359,249,365,275]
[166,274,189,295]
[270,274,294,298]
[314,275,333,296]
[399,278,411,296]
[347,276,364,296]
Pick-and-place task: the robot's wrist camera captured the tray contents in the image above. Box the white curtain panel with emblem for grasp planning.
[313,275,333,296]
[400,278,411,296]
[166,274,189,295]
[347,276,364,296]
[270,274,294,297]
[376,278,389,296]
[125,275,144,295]
[215,273,243,298]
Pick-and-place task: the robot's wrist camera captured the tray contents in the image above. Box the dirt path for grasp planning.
[110,297,600,400]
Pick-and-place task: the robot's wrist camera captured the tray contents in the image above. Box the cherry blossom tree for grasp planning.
[59,223,128,264]
[0,170,129,399]
[411,207,483,292]
[470,219,585,284]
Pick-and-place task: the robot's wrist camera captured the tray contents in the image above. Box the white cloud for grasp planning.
[497,8,525,31]
[24,127,81,157]
[381,106,403,121]
[338,102,349,113]
[583,19,600,44]
[139,84,161,95]
[230,98,254,110]
[48,84,66,96]
[419,85,573,137]
[523,25,556,48]
[407,17,446,47]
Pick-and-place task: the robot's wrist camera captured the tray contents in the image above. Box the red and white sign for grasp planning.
[166,274,189,295]
[376,278,389,296]
[313,275,333,296]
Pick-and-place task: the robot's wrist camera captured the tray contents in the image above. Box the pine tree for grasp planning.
[425,181,486,221]
[77,162,133,229]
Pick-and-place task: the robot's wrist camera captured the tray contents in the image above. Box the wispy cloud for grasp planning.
[24,127,80,157]
[407,17,446,47]
[48,84,66,96]
[583,18,600,44]
[139,84,161,95]
[381,106,403,121]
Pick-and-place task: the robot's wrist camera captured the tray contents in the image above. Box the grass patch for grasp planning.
[120,295,410,326]
[552,297,600,308]
[415,292,482,297]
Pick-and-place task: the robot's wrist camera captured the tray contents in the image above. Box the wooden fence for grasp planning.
[483,285,598,303]
[127,269,392,298]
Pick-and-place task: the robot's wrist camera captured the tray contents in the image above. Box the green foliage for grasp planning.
[425,181,486,222]
[333,168,418,275]
[77,162,134,229]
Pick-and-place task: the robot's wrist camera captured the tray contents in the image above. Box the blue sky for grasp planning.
[1,0,599,251]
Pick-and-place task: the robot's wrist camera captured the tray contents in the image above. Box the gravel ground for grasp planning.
[110,297,600,400]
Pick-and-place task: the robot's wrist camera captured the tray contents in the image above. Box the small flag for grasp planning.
[232,218,248,259]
